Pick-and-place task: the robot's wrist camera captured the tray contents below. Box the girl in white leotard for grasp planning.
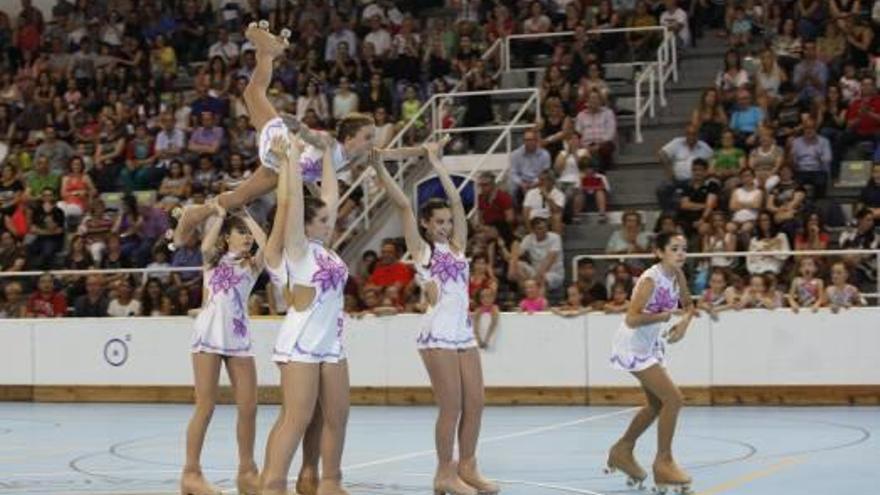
[259,135,351,495]
[605,233,697,494]
[182,205,268,495]
[372,143,498,495]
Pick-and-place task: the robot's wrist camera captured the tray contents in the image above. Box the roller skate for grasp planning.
[235,468,259,495]
[651,457,692,494]
[245,20,290,58]
[458,457,500,494]
[604,441,647,489]
[180,470,222,495]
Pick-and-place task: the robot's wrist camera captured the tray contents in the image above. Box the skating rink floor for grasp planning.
[0,404,877,495]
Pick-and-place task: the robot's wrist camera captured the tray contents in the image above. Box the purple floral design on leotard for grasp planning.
[232,317,247,338]
[300,155,322,183]
[210,263,244,295]
[312,252,348,293]
[430,251,467,285]
[645,286,677,314]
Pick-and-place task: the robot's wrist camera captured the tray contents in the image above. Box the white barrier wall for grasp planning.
[1,309,879,387]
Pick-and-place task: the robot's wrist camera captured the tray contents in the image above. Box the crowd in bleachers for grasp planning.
[0,0,878,327]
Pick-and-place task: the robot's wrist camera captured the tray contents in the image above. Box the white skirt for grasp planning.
[417,302,477,350]
[273,309,346,364]
[191,305,254,357]
[610,320,671,372]
[258,116,289,173]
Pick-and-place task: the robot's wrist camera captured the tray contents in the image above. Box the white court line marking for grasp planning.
[400,472,609,495]
[0,408,637,480]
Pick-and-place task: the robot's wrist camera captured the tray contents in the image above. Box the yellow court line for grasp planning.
[694,457,803,495]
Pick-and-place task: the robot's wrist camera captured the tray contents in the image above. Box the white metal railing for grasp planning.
[571,249,880,299]
[0,266,201,278]
[632,62,656,143]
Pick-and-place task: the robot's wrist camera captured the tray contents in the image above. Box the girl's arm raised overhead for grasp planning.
[239,208,267,270]
[371,150,424,259]
[200,201,226,263]
[320,140,339,230]
[283,136,308,265]
[424,141,467,249]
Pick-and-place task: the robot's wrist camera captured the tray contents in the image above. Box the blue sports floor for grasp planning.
[0,404,877,494]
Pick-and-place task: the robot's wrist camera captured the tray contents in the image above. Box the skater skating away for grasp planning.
[607,232,696,494]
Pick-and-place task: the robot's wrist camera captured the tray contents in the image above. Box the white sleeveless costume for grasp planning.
[258,118,352,183]
[269,240,349,363]
[415,242,476,350]
[610,264,680,372]
[192,254,259,357]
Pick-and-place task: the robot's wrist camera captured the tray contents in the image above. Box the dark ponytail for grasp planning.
[304,196,326,225]
[418,198,451,269]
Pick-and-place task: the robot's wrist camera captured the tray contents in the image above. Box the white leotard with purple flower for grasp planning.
[415,242,476,350]
[192,254,259,357]
[610,263,680,372]
[258,119,351,183]
[269,240,349,363]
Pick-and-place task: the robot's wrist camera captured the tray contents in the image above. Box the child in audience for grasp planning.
[603,282,630,314]
[519,278,547,314]
[552,284,590,317]
[473,287,500,349]
[787,256,825,313]
[739,273,783,309]
[729,6,753,47]
[698,268,736,320]
[825,261,865,313]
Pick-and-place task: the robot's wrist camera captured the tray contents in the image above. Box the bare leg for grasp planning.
[634,365,690,485]
[316,361,351,495]
[181,353,223,495]
[607,384,660,482]
[261,362,321,494]
[456,348,498,493]
[297,403,323,495]
[420,349,477,495]
[226,356,259,494]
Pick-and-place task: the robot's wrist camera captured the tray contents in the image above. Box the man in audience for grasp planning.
[107,276,141,317]
[574,257,608,309]
[26,273,67,318]
[656,125,714,211]
[74,274,109,317]
[508,128,551,203]
[730,89,764,148]
[792,41,828,101]
[575,91,617,171]
[27,188,66,270]
[659,0,691,47]
[508,217,565,292]
[155,112,187,169]
[187,111,224,158]
[677,158,719,234]
[522,170,565,234]
[366,239,414,302]
[0,231,26,273]
[790,118,832,198]
[839,208,879,291]
[477,171,515,242]
[842,77,880,158]
[25,155,61,200]
[34,126,75,176]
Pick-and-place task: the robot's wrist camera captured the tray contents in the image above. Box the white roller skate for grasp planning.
[245,20,289,57]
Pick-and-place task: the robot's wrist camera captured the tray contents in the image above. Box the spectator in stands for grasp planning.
[209,27,240,64]
[746,211,790,275]
[627,1,660,61]
[170,230,202,302]
[26,273,66,318]
[107,276,141,317]
[729,167,763,229]
[738,273,784,310]
[790,117,832,198]
[158,160,191,205]
[154,112,186,169]
[839,208,879,290]
[0,230,26,272]
[656,124,714,212]
[366,239,414,301]
[772,82,809,145]
[523,170,565,234]
[711,129,746,191]
[794,212,830,251]
[716,50,750,106]
[606,210,651,254]
[509,217,564,292]
[729,89,764,148]
[25,155,60,200]
[518,278,547,314]
[691,88,728,148]
[767,165,807,236]
[77,198,113,263]
[73,274,109,317]
[577,154,611,219]
[677,158,719,235]
[771,18,803,73]
[0,163,23,226]
[34,125,74,175]
[574,91,616,172]
[826,261,865,312]
[297,79,330,124]
[842,78,880,157]
[122,122,157,191]
[27,188,65,270]
[603,281,630,313]
[857,163,880,220]
[659,0,691,48]
[187,111,224,158]
[472,287,500,348]
[793,41,828,102]
[508,128,551,203]
[0,281,26,318]
[56,156,93,221]
[754,49,787,105]
[574,257,608,309]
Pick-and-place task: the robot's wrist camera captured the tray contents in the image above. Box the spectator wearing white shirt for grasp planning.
[207,27,240,64]
[523,170,566,234]
[154,112,186,169]
[296,80,330,124]
[659,0,691,48]
[107,277,142,317]
[508,129,552,203]
[332,77,360,122]
[509,217,565,291]
[656,124,714,211]
[324,14,358,62]
[362,0,403,27]
[574,91,617,171]
[364,16,392,58]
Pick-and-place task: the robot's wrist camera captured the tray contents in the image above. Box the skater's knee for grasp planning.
[462,392,485,417]
[237,400,257,421]
[321,409,348,432]
[193,399,216,419]
[662,389,684,410]
[437,398,463,422]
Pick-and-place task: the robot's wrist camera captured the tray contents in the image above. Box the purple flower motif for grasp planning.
[312,252,348,293]
[300,155,322,183]
[430,251,467,285]
[232,317,247,338]
[645,286,677,313]
[210,263,244,295]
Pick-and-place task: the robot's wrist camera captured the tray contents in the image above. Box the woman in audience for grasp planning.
[794,212,830,251]
[746,211,791,276]
[690,88,727,148]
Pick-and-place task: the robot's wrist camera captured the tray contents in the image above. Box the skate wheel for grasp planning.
[170,206,183,220]
[258,19,269,29]
[248,21,257,29]
[603,466,615,475]
[280,28,291,39]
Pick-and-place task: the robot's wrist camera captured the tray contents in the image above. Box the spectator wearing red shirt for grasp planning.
[477,171,514,242]
[366,240,414,302]
[26,273,66,318]
[842,78,880,158]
